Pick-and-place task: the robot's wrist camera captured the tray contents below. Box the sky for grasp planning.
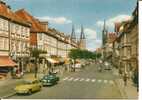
[5,0,136,51]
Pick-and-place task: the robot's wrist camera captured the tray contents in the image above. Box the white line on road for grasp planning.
[68,77,74,81]
[91,79,96,82]
[98,80,102,83]
[109,80,114,84]
[104,80,108,83]
[63,77,69,81]
[74,78,79,81]
[79,78,84,81]
[86,78,90,82]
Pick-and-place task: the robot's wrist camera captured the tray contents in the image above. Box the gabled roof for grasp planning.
[107,32,117,43]
[114,22,121,33]
[0,1,30,26]
[15,9,45,33]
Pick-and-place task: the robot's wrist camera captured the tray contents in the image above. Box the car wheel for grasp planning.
[28,90,32,95]
[39,86,42,90]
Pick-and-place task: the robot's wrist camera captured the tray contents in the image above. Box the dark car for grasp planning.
[41,74,59,86]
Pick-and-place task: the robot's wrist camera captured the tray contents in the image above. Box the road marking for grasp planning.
[63,77,69,81]
[98,80,102,83]
[74,78,79,81]
[68,77,74,81]
[104,80,108,83]
[79,78,84,81]
[91,79,96,82]
[109,80,114,84]
[86,78,90,82]
[63,77,114,85]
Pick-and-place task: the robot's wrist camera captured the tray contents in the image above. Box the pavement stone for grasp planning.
[113,67,138,99]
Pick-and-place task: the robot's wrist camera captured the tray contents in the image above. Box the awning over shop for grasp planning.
[0,56,17,67]
[46,58,59,64]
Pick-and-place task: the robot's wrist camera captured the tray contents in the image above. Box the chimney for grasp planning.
[40,21,48,31]
[0,0,6,5]
[0,1,11,13]
[7,5,11,9]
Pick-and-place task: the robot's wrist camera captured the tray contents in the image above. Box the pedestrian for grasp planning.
[119,69,122,77]
[123,73,128,86]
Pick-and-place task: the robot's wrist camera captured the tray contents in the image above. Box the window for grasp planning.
[10,23,14,33]
[11,40,14,51]
[0,37,4,50]
[39,34,42,40]
[15,25,18,34]
[21,27,24,35]
[4,38,8,50]
[0,19,2,30]
[3,20,8,31]
[26,28,30,36]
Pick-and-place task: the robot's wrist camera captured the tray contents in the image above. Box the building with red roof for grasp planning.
[0,1,31,79]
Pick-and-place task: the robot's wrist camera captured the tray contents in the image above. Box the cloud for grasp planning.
[37,16,72,24]
[6,0,25,1]
[95,39,102,44]
[87,47,95,52]
[96,14,132,29]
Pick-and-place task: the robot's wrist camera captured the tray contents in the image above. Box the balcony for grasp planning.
[121,55,131,61]
[122,42,131,48]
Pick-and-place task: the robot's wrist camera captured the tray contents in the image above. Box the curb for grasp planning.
[1,92,16,99]
[112,68,127,98]
[114,79,127,98]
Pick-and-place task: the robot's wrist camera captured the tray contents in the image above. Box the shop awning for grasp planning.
[0,56,17,67]
[46,58,59,64]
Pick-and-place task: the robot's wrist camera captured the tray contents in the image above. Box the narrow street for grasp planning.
[8,63,122,99]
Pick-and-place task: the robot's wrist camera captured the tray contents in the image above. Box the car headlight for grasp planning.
[16,89,28,92]
[43,80,47,82]
[47,80,51,82]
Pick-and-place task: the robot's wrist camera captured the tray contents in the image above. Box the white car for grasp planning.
[72,63,82,69]
[104,62,111,70]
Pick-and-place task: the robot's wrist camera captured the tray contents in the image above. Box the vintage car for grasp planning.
[104,62,112,70]
[15,78,42,94]
[41,74,59,86]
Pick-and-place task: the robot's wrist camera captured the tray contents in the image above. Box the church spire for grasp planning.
[102,20,108,46]
[71,24,76,41]
[79,25,86,50]
[80,25,85,39]
[103,20,107,33]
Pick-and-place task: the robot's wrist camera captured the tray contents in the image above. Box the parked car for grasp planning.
[41,74,59,86]
[15,78,42,95]
[73,63,82,69]
[104,62,111,70]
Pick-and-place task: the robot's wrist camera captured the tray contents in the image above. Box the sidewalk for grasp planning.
[0,72,44,98]
[113,67,138,99]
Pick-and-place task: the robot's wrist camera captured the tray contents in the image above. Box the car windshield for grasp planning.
[23,80,34,84]
[44,75,55,79]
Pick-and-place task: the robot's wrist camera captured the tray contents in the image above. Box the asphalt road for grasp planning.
[9,63,122,99]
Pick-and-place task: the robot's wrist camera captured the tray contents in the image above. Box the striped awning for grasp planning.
[0,56,17,67]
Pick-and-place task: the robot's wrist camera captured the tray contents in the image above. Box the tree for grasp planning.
[96,53,102,59]
[29,47,47,78]
[68,49,99,60]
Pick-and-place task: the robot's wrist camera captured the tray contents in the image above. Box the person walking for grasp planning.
[119,69,122,77]
[123,73,128,86]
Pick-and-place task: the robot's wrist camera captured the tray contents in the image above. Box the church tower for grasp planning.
[102,20,108,46]
[79,25,86,49]
[71,24,76,42]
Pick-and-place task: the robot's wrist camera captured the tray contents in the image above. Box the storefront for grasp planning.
[0,56,17,79]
